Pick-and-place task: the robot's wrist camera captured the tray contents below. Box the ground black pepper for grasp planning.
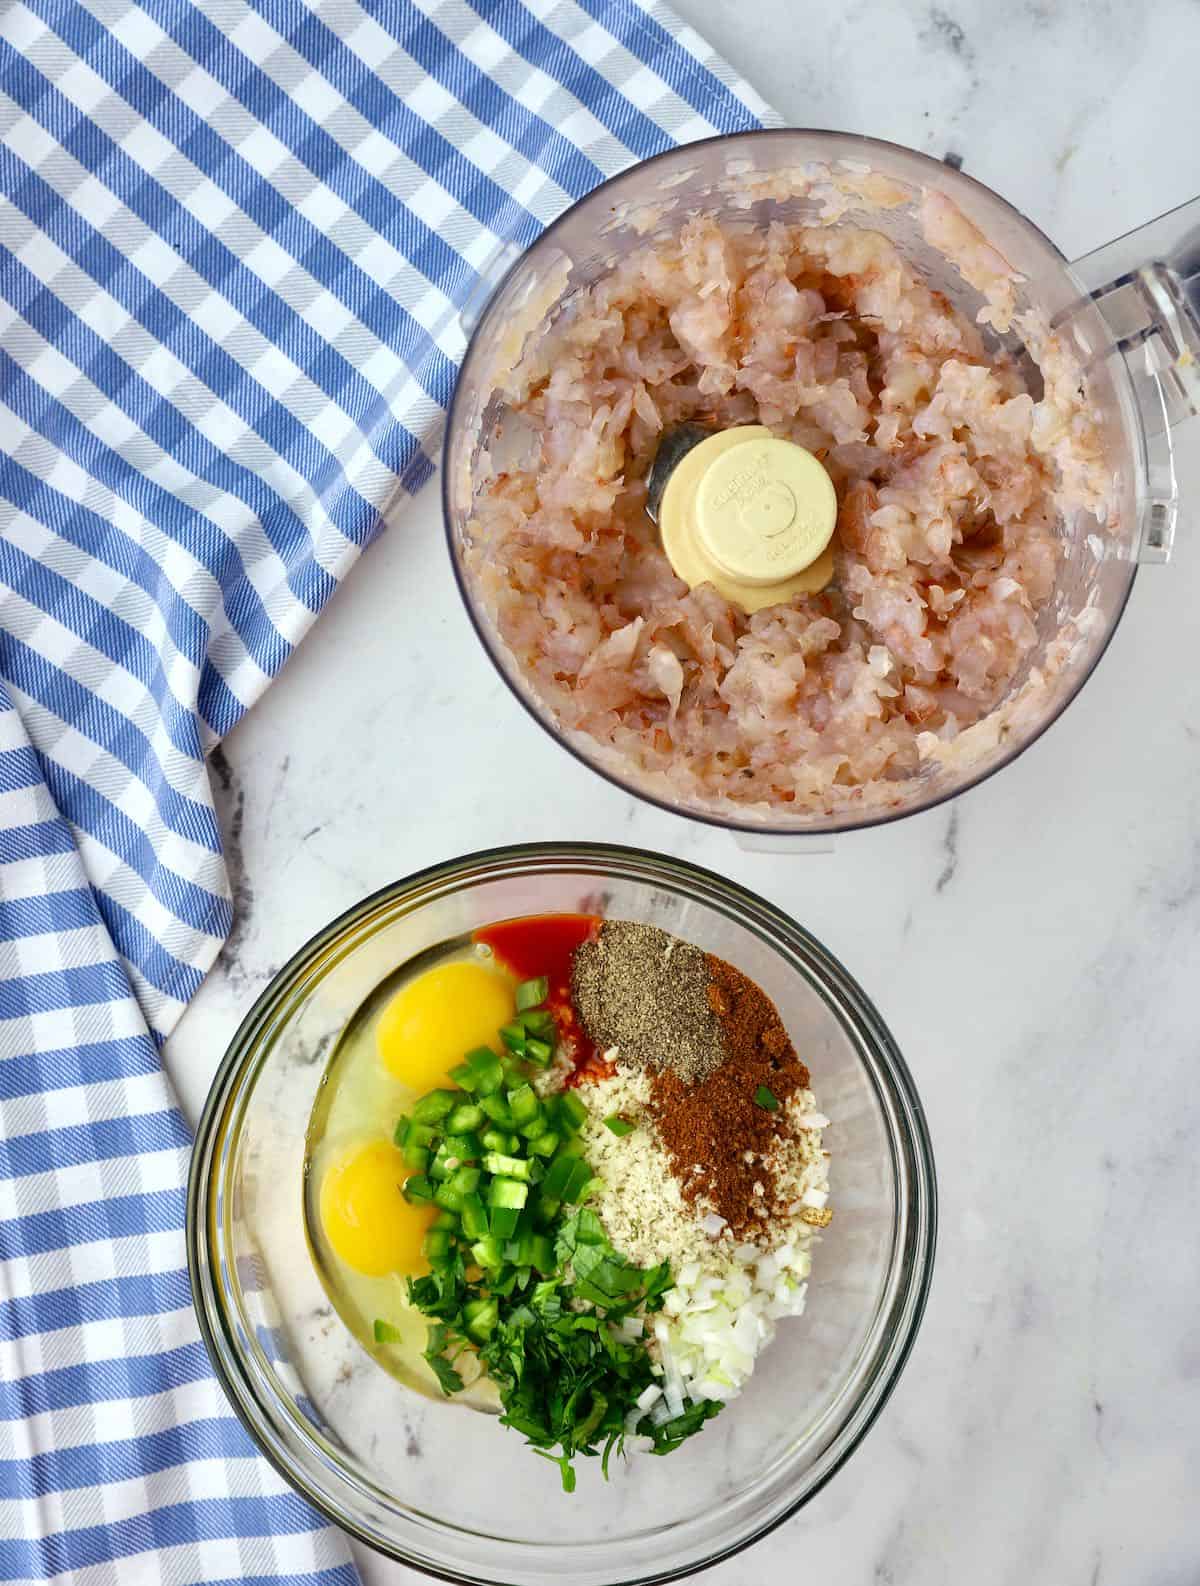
[570,921,727,1083]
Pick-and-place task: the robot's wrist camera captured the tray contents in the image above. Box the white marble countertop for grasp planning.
[166,1,1200,1581]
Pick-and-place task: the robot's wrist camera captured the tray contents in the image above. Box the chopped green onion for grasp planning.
[475,1067,504,1098]
[448,1062,479,1092]
[518,1008,556,1037]
[464,1047,504,1095]
[483,1152,531,1182]
[488,1176,529,1211]
[524,1037,553,1067]
[423,1227,453,1263]
[556,1091,588,1134]
[447,1102,485,1134]
[461,1193,489,1239]
[540,1154,574,1200]
[560,1158,593,1204]
[480,1093,515,1127]
[528,1130,559,1158]
[373,1318,402,1344]
[442,1132,482,1162]
[448,1165,482,1195]
[412,1089,458,1124]
[603,1114,635,1137]
[754,1085,780,1112]
[499,1022,527,1055]
[403,1143,430,1173]
[431,1209,458,1231]
[515,976,549,1011]
[392,1115,411,1147]
[402,1174,434,1204]
[507,1084,540,1126]
[488,1205,520,1240]
[434,1181,466,1213]
[507,1228,534,1268]
[470,1235,504,1270]
[463,1296,499,1340]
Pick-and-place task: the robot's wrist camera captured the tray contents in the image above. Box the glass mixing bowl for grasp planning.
[188,843,936,1585]
[444,130,1199,837]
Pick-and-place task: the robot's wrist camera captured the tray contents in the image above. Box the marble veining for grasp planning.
[165,0,1200,1580]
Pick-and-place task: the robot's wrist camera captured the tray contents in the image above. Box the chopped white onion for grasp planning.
[732,1310,760,1355]
[606,1116,833,1423]
[660,1337,686,1408]
[641,1223,830,1414]
[755,1252,779,1288]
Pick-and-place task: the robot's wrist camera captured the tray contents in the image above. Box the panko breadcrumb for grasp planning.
[579,1064,830,1273]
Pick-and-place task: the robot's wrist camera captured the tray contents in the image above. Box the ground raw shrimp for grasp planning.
[466,214,1108,814]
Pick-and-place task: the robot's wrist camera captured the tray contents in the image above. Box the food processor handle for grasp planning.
[732,832,836,856]
[1064,194,1200,562]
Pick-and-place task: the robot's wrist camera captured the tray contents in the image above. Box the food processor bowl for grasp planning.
[444,130,1199,837]
[188,844,936,1585]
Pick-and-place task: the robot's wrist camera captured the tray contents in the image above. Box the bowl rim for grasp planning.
[440,125,1139,838]
[188,840,938,1585]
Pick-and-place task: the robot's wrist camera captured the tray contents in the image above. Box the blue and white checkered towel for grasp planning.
[0,3,772,1580]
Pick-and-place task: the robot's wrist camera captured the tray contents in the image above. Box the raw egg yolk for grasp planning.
[376,960,514,1091]
[318,1139,432,1278]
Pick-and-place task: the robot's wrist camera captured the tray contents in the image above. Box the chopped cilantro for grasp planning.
[407,1206,720,1489]
[422,1322,466,1395]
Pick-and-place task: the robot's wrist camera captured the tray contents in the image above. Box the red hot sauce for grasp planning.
[473,913,612,1087]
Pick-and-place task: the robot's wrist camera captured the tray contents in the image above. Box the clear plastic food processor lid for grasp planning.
[444,131,1199,837]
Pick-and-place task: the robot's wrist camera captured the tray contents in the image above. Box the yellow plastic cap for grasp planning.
[658,426,837,613]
